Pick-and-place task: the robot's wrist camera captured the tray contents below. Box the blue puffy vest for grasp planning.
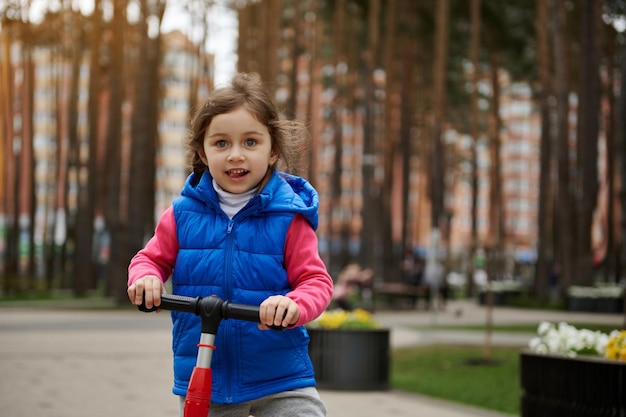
[170,169,319,404]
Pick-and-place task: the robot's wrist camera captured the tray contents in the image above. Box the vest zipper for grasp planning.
[224,217,236,402]
[223,201,258,403]
[224,218,235,298]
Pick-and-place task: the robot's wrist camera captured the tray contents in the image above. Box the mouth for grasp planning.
[226,168,249,178]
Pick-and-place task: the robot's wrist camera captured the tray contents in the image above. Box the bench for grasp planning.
[373,282,429,309]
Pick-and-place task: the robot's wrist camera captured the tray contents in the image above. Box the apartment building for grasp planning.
[155,30,213,219]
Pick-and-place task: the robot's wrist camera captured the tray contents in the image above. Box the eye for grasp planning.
[244,138,257,147]
[215,140,228,148]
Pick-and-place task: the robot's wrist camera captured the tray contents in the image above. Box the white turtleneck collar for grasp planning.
[212,179,258,219]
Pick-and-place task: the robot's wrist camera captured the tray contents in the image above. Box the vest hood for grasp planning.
[180,169,319,230]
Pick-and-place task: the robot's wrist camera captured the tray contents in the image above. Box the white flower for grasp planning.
[537,321,552,336]
[529,321,613,358]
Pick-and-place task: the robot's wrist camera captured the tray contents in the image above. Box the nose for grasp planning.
[227,145,244,162]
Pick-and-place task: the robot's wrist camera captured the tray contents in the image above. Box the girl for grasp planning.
[127,72,333,417]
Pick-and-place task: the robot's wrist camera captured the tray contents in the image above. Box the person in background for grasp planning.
[127,72,333,417]
[332,263,374,310]
[401,249,424,288]
[423,258,447,311]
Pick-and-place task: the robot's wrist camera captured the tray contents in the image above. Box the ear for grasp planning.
[269,150,279,167]
[198,148,209,166]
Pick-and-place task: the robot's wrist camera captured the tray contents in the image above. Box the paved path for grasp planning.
[0,299,622,417]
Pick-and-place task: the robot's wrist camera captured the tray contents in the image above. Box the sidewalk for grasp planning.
[0,299,622,417]
[375,298,624,349]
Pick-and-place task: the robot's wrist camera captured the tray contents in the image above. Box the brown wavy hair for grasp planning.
[186,72,309,180]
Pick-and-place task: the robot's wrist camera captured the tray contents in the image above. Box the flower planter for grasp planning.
[595,297,623,313]
[307,328,390,390]
[567,296,623,313]
[478,290,521,306]
[520,350,626,417]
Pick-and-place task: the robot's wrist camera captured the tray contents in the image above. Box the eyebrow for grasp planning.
[207,130,265,138]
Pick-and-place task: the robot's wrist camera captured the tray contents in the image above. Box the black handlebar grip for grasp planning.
[159,294,201,314]
[222,301,261,322]
[138,293,200,314]
[224,301,286,331]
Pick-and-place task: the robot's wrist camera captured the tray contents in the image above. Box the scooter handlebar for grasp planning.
[138,293,284,330]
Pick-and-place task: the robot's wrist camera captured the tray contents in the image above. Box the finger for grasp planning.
[139,280,156,309]
[260,299,279,326]
[150,281,162,308]
[133,281,146,306]
[274,304,288,327]
[127,285,136,303]
[282,306,298,327]
[258,303,268,325]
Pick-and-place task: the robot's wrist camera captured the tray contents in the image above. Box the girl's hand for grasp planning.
[258,295,300,330]
[127,276,165,310]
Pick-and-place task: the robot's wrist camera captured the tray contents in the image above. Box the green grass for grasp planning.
[415,322,620,334]
[392,345,521,416]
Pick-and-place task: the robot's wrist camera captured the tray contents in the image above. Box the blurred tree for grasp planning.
[58,6,84,292]
[486,39,504,272]
[237,0,281,89]
[74,0,102,297]
[550,0,576,292]
[360,0,383,274]
[398,1,418,262]
[429,0,449,252]
[103,0,127,302]
[124,0,165,305]
[602,7,619,283]
[467,0,482,298]
[534,0,553,299]
[574,0,602,286]
[380,0,397,279]
[602,0,626,325]
[0,15,10,292]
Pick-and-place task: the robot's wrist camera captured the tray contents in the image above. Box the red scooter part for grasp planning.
[139,294,283,417]
[184,331,216,417]
[185,367,212,417]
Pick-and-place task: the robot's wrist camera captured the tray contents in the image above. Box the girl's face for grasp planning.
[200,106,278,194]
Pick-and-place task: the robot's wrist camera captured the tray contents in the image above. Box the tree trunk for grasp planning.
[127,0,161,299]
[617,35,626,327]
[534,0,553,299]
[19,22,35,287]
[603,22,617,282]
[74,0,102,295]
[487,50,504,262]
[574,0,601,286]
[103,0,127,303]
[0,28,12,290]
[381,0,398,280]
[467,0,481,298]
[399,2,417,260]
[359,0,382,272]
[550,0,575,292]
[430,0,449,238]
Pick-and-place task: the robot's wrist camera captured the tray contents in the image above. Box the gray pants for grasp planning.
[179,387,327,417]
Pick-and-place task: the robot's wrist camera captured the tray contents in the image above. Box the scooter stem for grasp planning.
[184,333,216,417]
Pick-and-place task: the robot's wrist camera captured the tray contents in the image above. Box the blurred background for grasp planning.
[1,0,625,310]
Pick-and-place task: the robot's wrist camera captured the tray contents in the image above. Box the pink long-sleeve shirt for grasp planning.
[128,207,333,327]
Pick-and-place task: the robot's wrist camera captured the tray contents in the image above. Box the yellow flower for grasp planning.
[309,308,380,330]
[605,330,626,362]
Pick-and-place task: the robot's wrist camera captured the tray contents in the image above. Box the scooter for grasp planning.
[139,294,283,417]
